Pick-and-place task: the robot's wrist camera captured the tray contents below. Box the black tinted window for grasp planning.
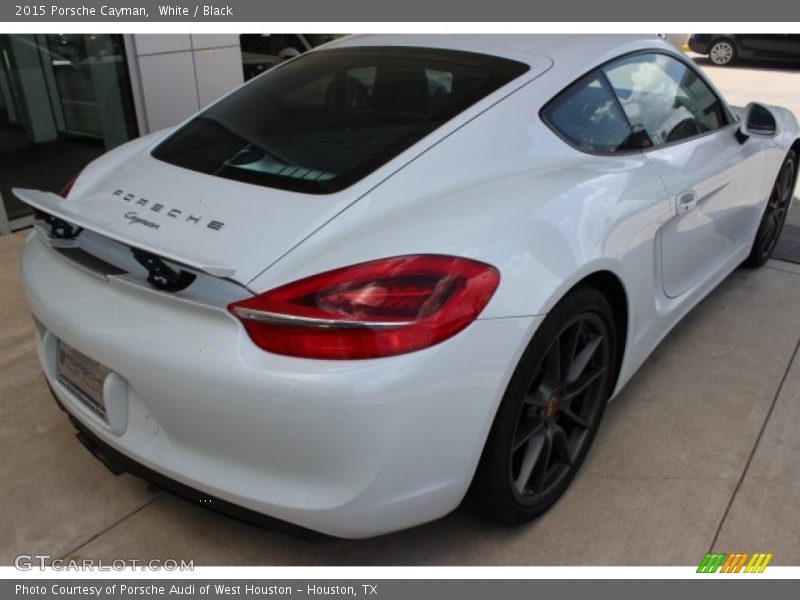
[604,53,728,147]
[543,75,635,153]
[152,47,529,194]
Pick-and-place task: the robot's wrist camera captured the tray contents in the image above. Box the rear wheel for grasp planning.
[467,286,616,524]
[708,40,736,65]
[744,150,797,268]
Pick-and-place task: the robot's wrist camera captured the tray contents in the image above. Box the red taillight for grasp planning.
[58,171,81,198]
[228,255,500,359]
[33,172,80,224]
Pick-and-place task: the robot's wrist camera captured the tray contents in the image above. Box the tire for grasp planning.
[466,286,617,525]
[708,39,737,66]
[744,150,798,268]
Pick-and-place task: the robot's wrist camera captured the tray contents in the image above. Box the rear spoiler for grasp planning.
[12,188,236,279]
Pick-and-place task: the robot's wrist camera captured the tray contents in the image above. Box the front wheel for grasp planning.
[466,286,617,524]
[744,150,797,268]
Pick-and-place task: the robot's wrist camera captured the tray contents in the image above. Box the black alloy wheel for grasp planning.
[745,150,798,267]
[509,311,610,506]
[467,286,617,524]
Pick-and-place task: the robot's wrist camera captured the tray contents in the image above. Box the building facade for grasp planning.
[0,33,331,234]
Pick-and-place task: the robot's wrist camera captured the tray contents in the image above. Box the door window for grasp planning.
[603,53,729,147]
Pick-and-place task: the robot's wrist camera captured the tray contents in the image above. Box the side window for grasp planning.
[542,75,635,153]
[604,53,729,147]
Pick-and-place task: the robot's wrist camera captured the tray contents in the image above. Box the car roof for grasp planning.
[323,34,675,70]
[319,34,691,103]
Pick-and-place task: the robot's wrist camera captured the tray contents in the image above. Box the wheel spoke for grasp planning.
[761,215,777,247]
[560,406,591,429]
[550,423,572,466]
[522,389,541,408]
[563,321,583,370]
[526,427,553,493]
[771,212,781,238]
[522,364,546,407]
[513,431,546,494]
[544,335,561,388]
[779,165,794,200]
[768,191,780,210]
[563,365,605,402]
[512,416,543,451]
[566,333,603,383]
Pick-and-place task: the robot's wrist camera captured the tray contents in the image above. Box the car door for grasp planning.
[770,34,800,60]
[738,35,780,57]
[739,34,799,60]
[604,52,766,298]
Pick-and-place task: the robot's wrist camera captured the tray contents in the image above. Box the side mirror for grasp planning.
[737,102,778,143]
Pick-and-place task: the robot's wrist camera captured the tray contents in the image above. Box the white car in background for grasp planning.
[16,34,799,538]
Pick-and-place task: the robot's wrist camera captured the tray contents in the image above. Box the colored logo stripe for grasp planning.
[745,553,773,573]
[697,552,773,573]
[697,553,726,573]
[720,553,748,573]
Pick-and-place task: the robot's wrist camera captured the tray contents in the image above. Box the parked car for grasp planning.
[689,34,800,66]
[240,33,337,80]
[16,34,800,538]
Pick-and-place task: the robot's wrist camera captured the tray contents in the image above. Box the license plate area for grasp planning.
[57,341,110,420]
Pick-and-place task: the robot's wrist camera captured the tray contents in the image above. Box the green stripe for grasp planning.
[697,554,712,573]
[709,553,726,573]
[697,553,726,573]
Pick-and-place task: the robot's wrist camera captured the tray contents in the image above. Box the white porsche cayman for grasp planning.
[17,34,800,538]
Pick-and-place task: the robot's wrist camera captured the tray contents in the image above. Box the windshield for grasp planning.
[151,46,529,194]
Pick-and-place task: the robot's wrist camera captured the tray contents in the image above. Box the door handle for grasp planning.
[676,190,698,213]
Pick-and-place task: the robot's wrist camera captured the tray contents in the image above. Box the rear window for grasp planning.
[151,46,529,194]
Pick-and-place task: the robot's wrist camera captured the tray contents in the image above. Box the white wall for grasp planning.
[130,34,244,133]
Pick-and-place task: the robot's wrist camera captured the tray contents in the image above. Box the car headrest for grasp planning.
[371,66,430,114]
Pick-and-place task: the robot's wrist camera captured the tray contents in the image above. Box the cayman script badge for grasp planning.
[112,189,225,232]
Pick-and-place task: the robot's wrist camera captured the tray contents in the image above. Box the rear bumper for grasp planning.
[51,392,325,539]
[21,232,539,537]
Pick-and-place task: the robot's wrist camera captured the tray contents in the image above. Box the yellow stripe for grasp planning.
[749,554,765,573]
[745,554,759,573]
[758,554,773,573]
